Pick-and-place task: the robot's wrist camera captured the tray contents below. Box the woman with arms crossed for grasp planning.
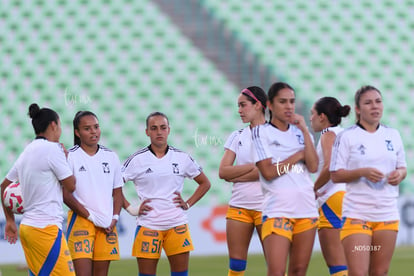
[251,82,319,276]
[330,86,406,276]
[63,111,123,276]
[122,111,211,276]
[310,97,350,276]
[219,86,267,276]
[1,103,76,275]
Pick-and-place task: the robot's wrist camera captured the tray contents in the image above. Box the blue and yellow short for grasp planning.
[226,206,262,226]
[261,217,319,242]
[340,218,399,240]
[66,211,120,261]
[20,224,75,276]
[132,224,194,259]
[319,191,345,229]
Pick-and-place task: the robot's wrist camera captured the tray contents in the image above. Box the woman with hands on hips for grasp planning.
[122,111,211,276]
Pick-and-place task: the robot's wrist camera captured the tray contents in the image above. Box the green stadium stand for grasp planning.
[1,0,413,200]
[201,0,414,193]
[0,0,243,204]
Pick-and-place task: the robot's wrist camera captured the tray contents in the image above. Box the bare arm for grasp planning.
[227,166,259,183]
[106,187,123,233]
[218,149,258,182]
[185,172,211,208]
[331,167,385,183]
[1,178,18,244]
[60,175,76,193]
[256,150,305,181]
[314,131,336,191]
[63,186,90,219]
[112,187,123,216]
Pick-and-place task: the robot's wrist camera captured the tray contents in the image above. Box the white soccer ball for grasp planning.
[3,182,24,214]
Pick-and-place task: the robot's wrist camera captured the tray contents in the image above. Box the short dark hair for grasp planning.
[28,103,59,135]
[146,112,169,128]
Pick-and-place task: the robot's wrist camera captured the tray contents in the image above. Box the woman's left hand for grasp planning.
[173,191,190,210]
[387,169,404,185]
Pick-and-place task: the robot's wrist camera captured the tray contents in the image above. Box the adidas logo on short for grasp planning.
[182,239,190,247]
[110,247,118,255]
[79,166,87,172]
[145,168,153,174]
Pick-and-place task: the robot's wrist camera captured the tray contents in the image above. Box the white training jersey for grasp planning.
[315,126,346,207]
[6,138,73,229]
[251,123,318,218]
[122,145,202,230]
[330,124,406,221]
[67,145,124,228]
[224,127,264,211]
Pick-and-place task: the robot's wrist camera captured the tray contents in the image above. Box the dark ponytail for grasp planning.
[28,103,59,135]
[314,97,350,126]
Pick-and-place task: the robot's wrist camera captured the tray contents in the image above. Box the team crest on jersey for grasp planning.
[172,163,179,174]
[74,242,83,252]
[102,162,110,173]
[385,140,394,151]
[141,241,150,252]
[358,144,366,155]
[106,232,117,244]
[296,134,304,145]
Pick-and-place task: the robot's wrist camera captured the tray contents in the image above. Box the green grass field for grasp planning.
[1,247,413,275]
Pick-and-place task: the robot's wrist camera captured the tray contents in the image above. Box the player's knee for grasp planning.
[229,258,247,272]
[329,265,348,276]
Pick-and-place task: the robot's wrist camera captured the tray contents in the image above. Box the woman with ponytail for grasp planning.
[330,86,407,276]
[1,103,76,275]
[63,111,124,276]
[310,97,351,276]
[219,86,268,276]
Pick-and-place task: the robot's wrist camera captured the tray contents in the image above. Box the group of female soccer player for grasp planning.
[0,83,407,276]
[220,83,407,276]
[1,106,211,276]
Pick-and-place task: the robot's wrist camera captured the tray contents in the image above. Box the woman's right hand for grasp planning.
[361,168,385,183]
[5,221,18,244]
[139,199,153,216]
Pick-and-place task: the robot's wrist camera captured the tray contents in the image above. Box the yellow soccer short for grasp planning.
[262,217,319,242]
[226,206,262,226]
[340,218,399,240]
[132,224,194,259]
[19,224,75,276]
[319,191,345,229]
[66,211,120,261]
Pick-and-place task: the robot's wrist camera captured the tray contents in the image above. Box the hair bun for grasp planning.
[28,103,41,119]
[340,105,351,117]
